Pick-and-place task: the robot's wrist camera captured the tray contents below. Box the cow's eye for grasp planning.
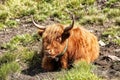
[56,37,61,42]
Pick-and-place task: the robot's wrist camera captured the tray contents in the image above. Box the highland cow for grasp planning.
[32,14,99,71]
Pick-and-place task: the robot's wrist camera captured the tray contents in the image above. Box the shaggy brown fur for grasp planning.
[38,24,99,71]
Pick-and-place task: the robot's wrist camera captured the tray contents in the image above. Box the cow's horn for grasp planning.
[64,13,75,32]
[31,16,46,30]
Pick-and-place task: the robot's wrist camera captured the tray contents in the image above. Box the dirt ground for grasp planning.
[0,16,120,80]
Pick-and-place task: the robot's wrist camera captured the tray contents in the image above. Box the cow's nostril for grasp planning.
[45,52,50,56]
[44,50,50,52]
[44,50,51,56]
[48,50,51,53]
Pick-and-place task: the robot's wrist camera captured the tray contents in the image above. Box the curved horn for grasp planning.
[64,12,75,32]
[31,16,46,30]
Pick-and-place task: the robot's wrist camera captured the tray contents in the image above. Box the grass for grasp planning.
[105,0,119,7]
[0,0,37,29]
[80,14,106,25]
[4,0,37,17]
[0,0,120,80]
[0,53,16,66]
[2,34,37,50]
[0,62,20,80]
[5,20,18,28]
[0,23,5,30]
[115,17,120,25]
[0,0,103,30]
[0,0,119,29]
[58,61,101,80]
[1,33,40,61]
[0,11,8,21]
[0,33,41,80]
[107,9,120,18]
[102,26,120,45]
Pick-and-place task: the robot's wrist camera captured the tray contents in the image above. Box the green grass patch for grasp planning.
[1,33,40,63]
[0,62,20,80]
[80,14,106,25]
[107,9,120,18]
[113,39,120,45]
[106,0,119,8]
[0,33,41,79]
[0,0,37,30]
[0,10,8,21]
[4,0,37,17]
[0,53,17,66]
[58,61,101,80]
[3,34,35,50]
[115,17,120,26]
[33,0,97,23]
[0,0,119,30]
[102,26,120,45]
[0,23,6,30]
[102,26,120,37]
[5,20,18,28]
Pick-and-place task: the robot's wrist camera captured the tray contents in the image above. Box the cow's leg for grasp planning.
[41,56,54,71]
[60,54,68,69]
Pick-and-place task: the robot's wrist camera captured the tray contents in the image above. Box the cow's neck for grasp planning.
[56,39,68,59]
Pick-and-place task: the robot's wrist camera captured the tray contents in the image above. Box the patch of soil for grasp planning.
[0,16,120,80]
[94,42,120,80]
[0,17,36,54]
[86,24,120,80]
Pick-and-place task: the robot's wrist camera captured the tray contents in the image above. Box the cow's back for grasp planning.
[67,26,99,63]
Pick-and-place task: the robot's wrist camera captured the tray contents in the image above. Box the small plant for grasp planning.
[106,0,118,7]
[87,6,99,15]
[102,26,120,45]
[5,0,37,17]
[3,34,35,50]
[102,26,120,37]
[113,39,120,45]
[0,53,16,66]
[0,23,6,30]
[0,0,37,30]
[80,14,106,25]
[5,20,18,28]
[107,9,120,18]
[115,17,120,26]
[0,62,20,80]
[58,61,101,80]
[103,8,110,13]
[0,11,8,22]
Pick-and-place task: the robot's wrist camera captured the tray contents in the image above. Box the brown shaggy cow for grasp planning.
[32,15,99,71]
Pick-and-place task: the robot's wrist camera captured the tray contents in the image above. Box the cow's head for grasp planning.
[32,14,74,58]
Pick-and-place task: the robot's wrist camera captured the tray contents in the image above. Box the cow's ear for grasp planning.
[62,32,70,42]
[38,30,44,36]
